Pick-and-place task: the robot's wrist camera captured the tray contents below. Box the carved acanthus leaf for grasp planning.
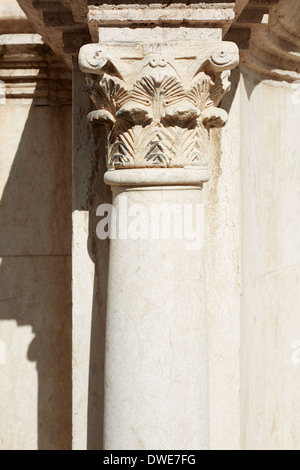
[209,71,231,107]
[187,73,214,111]
[117,75,189,125]
[88,76,129,119]
[182,123,208,166]
[80,41,239,169]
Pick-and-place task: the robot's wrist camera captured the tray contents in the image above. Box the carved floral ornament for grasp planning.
[79,41,239,170]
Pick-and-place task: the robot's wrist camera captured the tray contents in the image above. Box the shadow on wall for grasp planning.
[0,100,72,450]
[87,160,111,451]
[84,128,111,451]
[72,60,111,450]
[221,67,241,114]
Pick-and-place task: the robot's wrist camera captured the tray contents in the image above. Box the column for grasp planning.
[240,0,300,450]
[79,40,239,450]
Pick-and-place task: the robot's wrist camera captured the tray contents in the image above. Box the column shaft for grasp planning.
[103,174,208,450]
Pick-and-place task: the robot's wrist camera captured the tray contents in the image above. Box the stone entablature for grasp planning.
[13,0,300,85]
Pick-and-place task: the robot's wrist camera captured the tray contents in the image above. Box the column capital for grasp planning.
[79,40,239,174]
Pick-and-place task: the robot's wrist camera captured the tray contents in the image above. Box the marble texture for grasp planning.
[1,0,300,452]
[240,77,300,450]
[104,184,208,450]
[204,68,241,450]
[80,35,239,450]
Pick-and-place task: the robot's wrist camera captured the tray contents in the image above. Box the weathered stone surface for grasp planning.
[0,33,72,103]
[78,22,240,448]
[0,24,73,449]
[0,0,33,34]
[79,40,239,170]
[0,104,72,256]
[72,60,110,450]
[204,68,241,450]
[240,77,300,450]
[16,0,89,67]
[1,0,300,453]
[12,1,251,64]
[87,3,237,40]
[234,0,300,81]
[0,255,71,450]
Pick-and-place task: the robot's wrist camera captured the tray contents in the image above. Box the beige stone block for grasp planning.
[0,0,27,21]
[0,255,72,450]
[204,68,241,450]
[0,104,72,256]
[241,81,300,289]
[240,77,300,450]
[98,27,222,43]
[242,268,300,450]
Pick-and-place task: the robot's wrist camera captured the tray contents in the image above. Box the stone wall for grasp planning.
[0,1,73,450]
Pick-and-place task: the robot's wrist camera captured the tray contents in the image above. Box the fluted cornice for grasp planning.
[0,33,72,103]
[237,0,300,82]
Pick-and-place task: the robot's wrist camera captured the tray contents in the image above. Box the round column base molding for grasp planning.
[104,167,210,188]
